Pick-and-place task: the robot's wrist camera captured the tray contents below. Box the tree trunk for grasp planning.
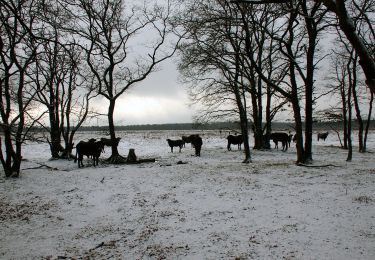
[303,10,317,164]
[289,44,306,163]
[106,99,126,163]
[352,81,364,153]
[347,86,353,161]
[0,133,13,177]
[108,99,119,157]
[235,86,251,163]
[350,54,364,152]
[49,119,63,158]
[340,84,348,149]
[292,101,306,164]
[264,84,272,149]
[253,32,265,150]
[334,0,375,95]
[347,57,353,161]
[250,79,263,150]
[304,69,314,162]
[363,92,374,152]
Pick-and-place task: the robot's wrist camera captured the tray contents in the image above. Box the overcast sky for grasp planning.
[92,59,196,126]
[86,1,373,127]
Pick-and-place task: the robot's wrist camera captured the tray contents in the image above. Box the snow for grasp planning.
[1,130,375,259]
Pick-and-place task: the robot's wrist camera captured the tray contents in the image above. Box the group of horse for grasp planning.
[166,134,203,156]
[73,131,329,168]
[227,131,329,152]
[226,133,293,152]
[74,137,120,168]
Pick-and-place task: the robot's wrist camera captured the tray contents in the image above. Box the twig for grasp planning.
[297,163,340,168]
[64,188,78,193]
[23,163,59,171]
[90,242,104,251]
[89,240,117,251]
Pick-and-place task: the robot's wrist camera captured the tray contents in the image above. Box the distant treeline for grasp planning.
[70,120,375,132]
[19,120,374,133]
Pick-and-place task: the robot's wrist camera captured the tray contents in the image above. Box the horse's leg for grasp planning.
[78,155,83,168]
[283,141,288,151]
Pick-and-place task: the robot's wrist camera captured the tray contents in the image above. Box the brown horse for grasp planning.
[317,132,329,141]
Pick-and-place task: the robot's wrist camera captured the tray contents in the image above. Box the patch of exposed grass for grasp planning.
[353,195,373,204]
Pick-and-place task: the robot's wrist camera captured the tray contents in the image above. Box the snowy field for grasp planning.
[1,130,375,259]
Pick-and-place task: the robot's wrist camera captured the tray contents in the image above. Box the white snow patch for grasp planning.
[0,130,374,259]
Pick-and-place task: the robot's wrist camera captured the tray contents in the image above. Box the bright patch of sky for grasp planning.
[92,59,195,126]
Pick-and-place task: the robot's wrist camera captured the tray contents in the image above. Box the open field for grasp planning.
[1,130,375,259]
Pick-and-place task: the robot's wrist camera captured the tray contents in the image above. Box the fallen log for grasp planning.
[125,149,155,164]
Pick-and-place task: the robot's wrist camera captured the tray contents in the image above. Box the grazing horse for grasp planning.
[191,135,203,156]
[166,139,184,153]
[227,135,243,151]
[100,137,121,147]
[317,132,329,141]
[75,140,105,168]
[270,132,289,151]
[181,135,195,147]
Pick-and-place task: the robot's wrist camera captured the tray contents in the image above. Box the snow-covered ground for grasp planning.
[1,130,374,259]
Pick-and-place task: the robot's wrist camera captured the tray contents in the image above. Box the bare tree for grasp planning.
[346,50,353,161]
[64,0,179,163]
[329,0,374,154]
[231,0,375,95]
[332,55,349,149]
[177,1,252,163]
[0,0,42,177]
[321,0,375,94]
[59,45,97,159]
[237,1,308,163]
[240,3,288,150]
[32,33,67,158]
[31,36,96,159]
[235,0,330,164]
[349,0,374,153]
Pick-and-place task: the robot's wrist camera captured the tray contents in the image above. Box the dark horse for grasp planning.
[227,135,243,151]
[100,137,121,147]
[75,140,105,168]
[191,135,203,156]
[270,132,289,151]
[317,132,329,141]
[182,134,199,147]
[166,139,184,153]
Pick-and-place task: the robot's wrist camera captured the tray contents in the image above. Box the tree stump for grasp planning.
[127,149,137,163]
